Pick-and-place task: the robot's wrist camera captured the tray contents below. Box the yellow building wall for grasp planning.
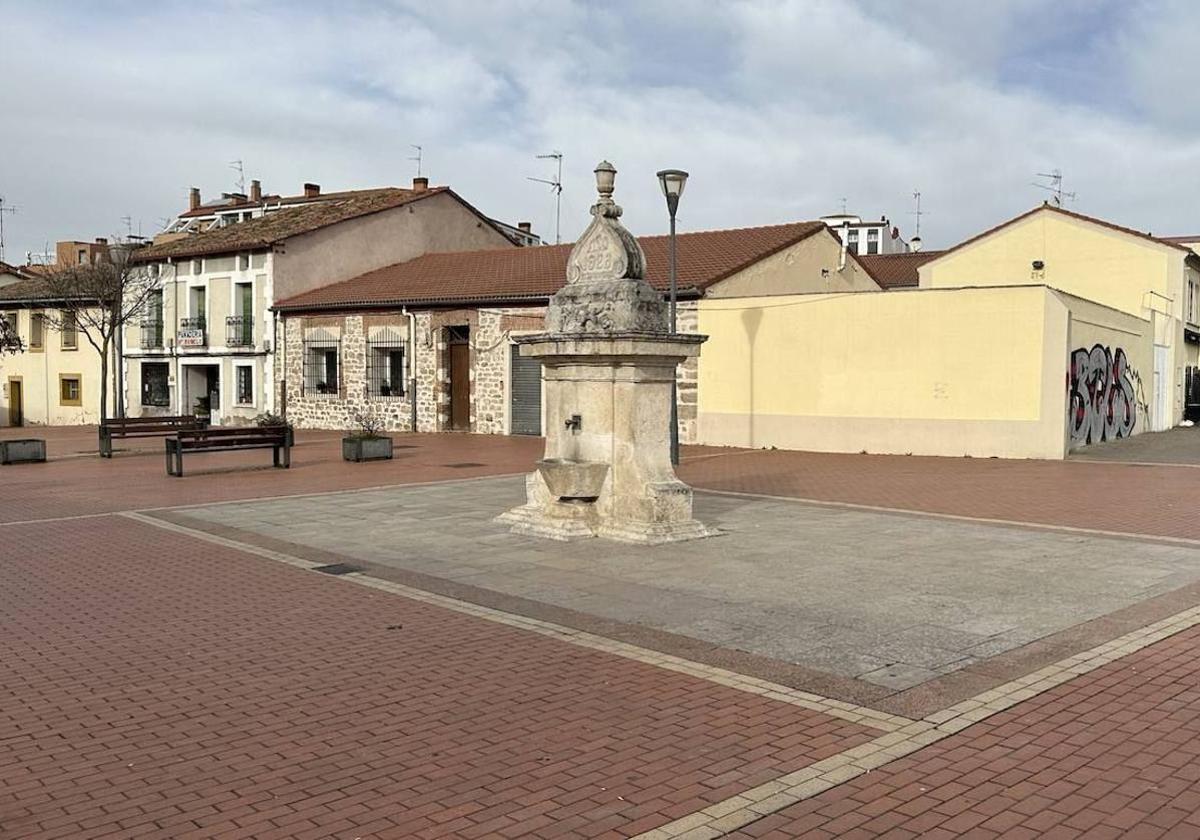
[921,211,1172,318]
[705,229,880,297]
[697,286,1070,459]
[0,308,114,426]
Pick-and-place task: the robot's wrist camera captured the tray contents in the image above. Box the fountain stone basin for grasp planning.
[537,458,610,501]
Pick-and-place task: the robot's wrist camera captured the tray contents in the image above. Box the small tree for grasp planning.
[41,243,158,423]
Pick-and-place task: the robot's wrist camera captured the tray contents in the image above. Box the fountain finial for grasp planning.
[547,159,666,334]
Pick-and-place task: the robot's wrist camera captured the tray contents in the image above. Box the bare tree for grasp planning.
[40,243,158,422]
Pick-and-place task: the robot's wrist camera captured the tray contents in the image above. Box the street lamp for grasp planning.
[656,168,688,465]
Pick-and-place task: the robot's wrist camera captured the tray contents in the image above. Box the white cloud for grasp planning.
[0,0,1198,262]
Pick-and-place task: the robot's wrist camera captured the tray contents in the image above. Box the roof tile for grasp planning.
[275,221,829,310]
[856,251,944,289]
[134,188,445,262]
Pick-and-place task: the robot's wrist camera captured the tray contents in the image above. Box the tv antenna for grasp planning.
[409,145,423,178]
[528,151,564,245]
[1032,168,1076,206]
[0,196,17,263]
[911,190,926,238]
[229,159,246,195]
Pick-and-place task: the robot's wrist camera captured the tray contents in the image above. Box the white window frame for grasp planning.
[234,361,256,407]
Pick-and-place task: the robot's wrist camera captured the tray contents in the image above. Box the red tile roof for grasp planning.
[275,221,830,311]
[856,251,944,289]
[133,188,459,263]
[178,186,412,219]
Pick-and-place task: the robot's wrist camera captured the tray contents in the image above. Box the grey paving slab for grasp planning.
[185,476,1200,691]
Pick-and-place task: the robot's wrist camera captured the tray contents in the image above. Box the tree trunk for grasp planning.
[99,338,110,425]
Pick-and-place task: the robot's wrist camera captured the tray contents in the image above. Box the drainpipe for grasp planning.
[169,258,179,414]
[404,306,417,432]
[275,308,285,420]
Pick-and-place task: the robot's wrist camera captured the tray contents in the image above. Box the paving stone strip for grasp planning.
[632,602,1200,839]
[701,487,1200,550]
[119,509,1200,839]
[121,510,913,734]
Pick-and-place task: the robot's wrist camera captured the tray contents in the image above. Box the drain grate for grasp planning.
[311,563,361,576]
[444,462,485,468]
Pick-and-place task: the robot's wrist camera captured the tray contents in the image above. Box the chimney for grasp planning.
[250,179,262,202]
[910,236,923,253]
[189,187,200,211]
[303,182,321,198]
[518,221,532,233]
[838,221,849,271]
[412,176,429,193]
[95,237,107,245]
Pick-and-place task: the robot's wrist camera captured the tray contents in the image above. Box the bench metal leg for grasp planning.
[100,430,111,458]
[282,442,291,469]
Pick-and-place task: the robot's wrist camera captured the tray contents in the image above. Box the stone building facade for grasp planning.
[277,302,703,442]
[279,305,551,435]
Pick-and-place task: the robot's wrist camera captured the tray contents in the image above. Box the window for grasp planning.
[77,249,87,265]
[367,327,406,397]
[61,311,77,349]
[59,375,82,406]
[192,259,203,275]
[1189,279,1198,326]
[238,254,250,270]
[846,230,859,255]
[236,365,254,405]
[30,312,43,349]
[141,362,170,406]
[303,329,340,396]
[866,229,879,255]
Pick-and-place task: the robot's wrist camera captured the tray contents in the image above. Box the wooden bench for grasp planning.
[165,425,292,477]
[99,415,206,458]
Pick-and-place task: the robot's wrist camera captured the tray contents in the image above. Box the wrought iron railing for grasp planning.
[226,315,254,347]
[140,319,164,349]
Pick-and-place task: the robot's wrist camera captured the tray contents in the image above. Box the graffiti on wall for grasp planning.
[1068,344,1142,446]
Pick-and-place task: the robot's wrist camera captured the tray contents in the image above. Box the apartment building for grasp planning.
[126,180,521,423]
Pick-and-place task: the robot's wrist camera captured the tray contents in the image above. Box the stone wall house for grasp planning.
[124,179,523,424]
[272,221,884,441]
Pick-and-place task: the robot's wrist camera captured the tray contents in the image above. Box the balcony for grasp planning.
[140,319,164,349]
[179,316,207,348]
[226,315,254,348]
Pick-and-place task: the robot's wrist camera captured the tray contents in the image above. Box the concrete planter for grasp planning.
[0,438,47,465]
[342,435,393,462]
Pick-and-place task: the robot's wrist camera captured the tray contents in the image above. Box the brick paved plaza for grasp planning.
[4,427,1200,838]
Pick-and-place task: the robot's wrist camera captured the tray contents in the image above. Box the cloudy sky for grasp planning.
[1,0,1197,262]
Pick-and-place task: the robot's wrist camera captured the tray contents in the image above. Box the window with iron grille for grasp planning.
[303,329,340,396]
[367,327,406,398]
[235,365,254,405]
[141,362,170,406]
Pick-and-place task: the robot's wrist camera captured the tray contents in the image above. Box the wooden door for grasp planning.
[449,343,470,430]
[8,379,22,427]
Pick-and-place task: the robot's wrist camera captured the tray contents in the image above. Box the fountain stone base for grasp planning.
[497,333,716,545]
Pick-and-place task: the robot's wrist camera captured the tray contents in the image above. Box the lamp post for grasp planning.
[656,168,688,466]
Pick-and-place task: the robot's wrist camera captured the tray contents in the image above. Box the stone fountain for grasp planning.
[498,161,715,544]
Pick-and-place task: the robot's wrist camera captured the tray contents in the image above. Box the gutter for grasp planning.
[269,287,706,315]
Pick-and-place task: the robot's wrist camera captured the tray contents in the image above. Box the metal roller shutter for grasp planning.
[510,346,542,436]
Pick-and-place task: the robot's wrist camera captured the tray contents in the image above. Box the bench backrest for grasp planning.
[176,425,290,445]
[104,415,202,430]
